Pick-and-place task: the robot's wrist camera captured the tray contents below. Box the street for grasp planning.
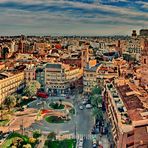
[26,92,109,148]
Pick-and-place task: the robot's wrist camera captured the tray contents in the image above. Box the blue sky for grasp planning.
[0,0,148,36]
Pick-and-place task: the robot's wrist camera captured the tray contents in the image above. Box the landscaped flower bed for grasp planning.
[45,116,70,123]
[41,109,53,114]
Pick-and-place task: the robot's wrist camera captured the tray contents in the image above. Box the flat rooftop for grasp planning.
[117,85,144,110]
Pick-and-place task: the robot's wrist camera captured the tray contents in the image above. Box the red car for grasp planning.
[66,96,70,99]
[37,92,48,98]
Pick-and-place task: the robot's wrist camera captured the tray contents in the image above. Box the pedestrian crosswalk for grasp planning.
[72,134,97,140]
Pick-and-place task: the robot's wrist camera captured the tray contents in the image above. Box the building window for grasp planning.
[127,131,134,137]
[126,142,134,148]
[144,58,146,64]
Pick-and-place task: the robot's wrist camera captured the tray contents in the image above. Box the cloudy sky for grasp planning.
[0,0,148,36]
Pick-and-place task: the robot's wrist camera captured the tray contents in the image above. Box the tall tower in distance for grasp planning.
[131,30,137,37]
[81,47,89,69]
[141,39,148,89]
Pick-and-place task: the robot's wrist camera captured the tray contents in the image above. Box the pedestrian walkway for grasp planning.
[97,135,110,148]
[37,135,47,148]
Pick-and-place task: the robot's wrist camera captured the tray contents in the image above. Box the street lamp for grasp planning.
[72,94,77,140]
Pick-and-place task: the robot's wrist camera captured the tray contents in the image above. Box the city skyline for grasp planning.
[0,0,148,36]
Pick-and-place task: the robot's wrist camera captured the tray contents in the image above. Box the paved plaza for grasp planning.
[0,94,110,148]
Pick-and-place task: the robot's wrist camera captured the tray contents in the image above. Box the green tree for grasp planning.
[15,94,22,106]
[92,86,102,95]
[23,81,41,98]
[92,107,103,121]
[1,47,9,60]
[90,94,102,107]
[5,95,17,110]
[31,80,41,90]
[47,132,56,140]
[33,130,41,139]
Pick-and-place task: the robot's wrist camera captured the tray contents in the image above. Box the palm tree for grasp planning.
[92,86,102,95]
[90,94,102,108]
[92,107,103,121]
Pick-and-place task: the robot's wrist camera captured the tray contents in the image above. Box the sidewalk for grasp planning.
[37,135,47,148]
[97,135,110,148]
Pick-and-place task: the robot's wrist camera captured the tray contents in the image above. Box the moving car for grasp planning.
[86,104,92,109]
[78,137,83,148]
[82,99,88,105]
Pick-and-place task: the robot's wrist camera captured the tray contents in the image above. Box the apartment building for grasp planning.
[83,60,101,94]
[0,71,25,104]
[83,60,119,94]
[45,63,82,96]
[140,40,148,89]
[24,65,36,83]
[105,79,148,148]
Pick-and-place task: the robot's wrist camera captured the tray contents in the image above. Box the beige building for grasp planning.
[83,62,101,94]
[105,79,148,148]
[83,60,118,94]
[45,63,82,96]
[0,72,25,104]
[24,65,36,83]
[141,40,148,89]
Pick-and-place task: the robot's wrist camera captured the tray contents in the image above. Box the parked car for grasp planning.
[78,137,83,147]
[3,133,9,138]
[86,104,92,109]
[61,94,66,97]
[66,96,70,99]
[92,135,97,147]
[82,100,87,105]
[79,105,84,110]
[92,144,97,148]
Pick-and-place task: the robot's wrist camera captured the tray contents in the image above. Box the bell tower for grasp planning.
[141,39,148,88]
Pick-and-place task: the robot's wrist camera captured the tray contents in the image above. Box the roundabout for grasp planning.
[38,100,75,124]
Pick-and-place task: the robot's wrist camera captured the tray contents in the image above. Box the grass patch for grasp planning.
[0,120,9,126]
[49,102,64,110]
[44,139,76,148]
[45,116,69,123]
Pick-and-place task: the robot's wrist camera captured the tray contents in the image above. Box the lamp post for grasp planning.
[73,92,77,140]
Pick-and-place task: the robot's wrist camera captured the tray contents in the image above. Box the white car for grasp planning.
[86,104,92,109]
[37,101,42,105]
[79,105,84,110]
[82,99,88,105]
[78,138,83,147]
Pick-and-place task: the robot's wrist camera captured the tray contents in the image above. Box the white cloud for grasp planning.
[0,0,147,35]
[136,1,148,9]
[109,0,128,2]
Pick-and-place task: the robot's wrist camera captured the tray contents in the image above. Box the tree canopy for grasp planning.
[5,95,17,110]
[92,86,102,95]
[23,81,41,97]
